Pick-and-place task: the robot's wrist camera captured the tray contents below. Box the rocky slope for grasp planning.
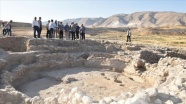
[62,12,186,28]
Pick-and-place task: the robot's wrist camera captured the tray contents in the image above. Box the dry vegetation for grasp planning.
[86,26,186,48]
[1,24,186,48]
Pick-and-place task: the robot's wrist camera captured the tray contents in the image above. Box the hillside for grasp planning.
[61,12,186,28]
[0,21,31,28]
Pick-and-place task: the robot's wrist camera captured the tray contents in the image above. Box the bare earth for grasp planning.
[18,67,151,101]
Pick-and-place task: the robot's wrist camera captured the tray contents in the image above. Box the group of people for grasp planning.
[32,17,86,40]
[1,18,131,42]
[32,17,42,38]
[1,20,13,36]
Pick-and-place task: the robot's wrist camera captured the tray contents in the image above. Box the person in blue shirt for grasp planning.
[64,23,70,40]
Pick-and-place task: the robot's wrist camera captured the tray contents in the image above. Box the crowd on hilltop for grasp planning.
[32,17,86,40]
[1,20,13,36]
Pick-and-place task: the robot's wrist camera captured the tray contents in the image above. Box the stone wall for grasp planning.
[0,37,28,52]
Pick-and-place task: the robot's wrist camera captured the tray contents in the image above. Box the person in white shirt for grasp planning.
[126,28,131,42]
[49,19,56,38]
[53,20,58,38]
[32,17,39,38]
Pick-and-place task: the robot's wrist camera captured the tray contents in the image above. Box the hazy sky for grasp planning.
[0,0,186,23]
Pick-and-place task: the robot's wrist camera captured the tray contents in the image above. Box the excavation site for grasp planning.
[0,37,186,104]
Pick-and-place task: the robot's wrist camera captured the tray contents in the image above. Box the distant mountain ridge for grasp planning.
[61,12,186,28]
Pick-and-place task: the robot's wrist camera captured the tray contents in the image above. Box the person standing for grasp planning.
[1,22,6,36]
[32,17,39,38]
[75,23,80,39]
[46,20,50,38]
[126,29,131,42]
[58,22,64,39]
[71,22,76,40]
[38,17,42,38]
[79,24,86,40]
[54,20,58,38]
[64,23,70,40]
[49,19,55,38]
[5,20,13,36]
[69,23,72,39]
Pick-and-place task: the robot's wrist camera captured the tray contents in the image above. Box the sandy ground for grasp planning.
[18,67,151,101]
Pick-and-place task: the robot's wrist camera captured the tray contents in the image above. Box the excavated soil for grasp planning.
[0,37,186,104]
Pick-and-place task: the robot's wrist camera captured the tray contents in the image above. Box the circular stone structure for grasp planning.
[0,37,186,104]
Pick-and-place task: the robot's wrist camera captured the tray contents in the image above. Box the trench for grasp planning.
[1,37,185,102]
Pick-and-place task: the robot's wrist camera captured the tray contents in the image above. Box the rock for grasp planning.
[131,91,151,103]
[125,98,132,104]
[106,44,116,52]
[169,84,180,92]
[174,78,183,86]
[126,45,141,51]
[140,50,162,64]
[31,96,41,104]
[164,100,174,104]
[179,90,186,98]
[110,101,118,104]
[82,96,93,104]
[170,96,181,103]
[154,99,162,104]
[25,98,31,104]
[99,99,107,104]
[58,89,71,103]
[134,59,146,68]
[0,59,7,70]
[71,97,78,104]
[135,98,148,104]
[145,88,158,97]
[78,53,90,59]
[62,77,77,84]
[117,100,125,104]
[120,92,134,98]
[103,97,113,104]
[109,59,126,72]
[44,96,58,104]
[75,92,84,103]
[158,92,170,99]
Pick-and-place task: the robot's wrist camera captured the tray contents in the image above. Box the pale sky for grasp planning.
[0,0,186,23]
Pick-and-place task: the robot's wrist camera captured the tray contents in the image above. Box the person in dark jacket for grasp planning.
[1,22,6,36]
[46,20,50,38]
[5,20,13,36]
[71,22,76,40]
[32,17,39,38]
[38,17,42,38]
[59,22,64,39]
[75,23,80,39]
